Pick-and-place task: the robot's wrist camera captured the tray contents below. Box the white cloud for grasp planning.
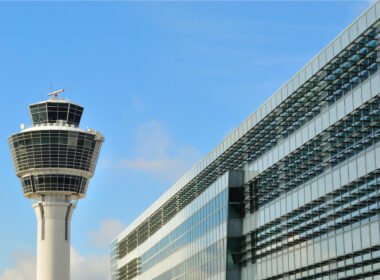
[103,119,201,182]
[71,247,109,280]
[0,247,110,280]
[0,251,35,280]
[88,219,126,248]
[131,95,145,111]
[0,218,124,280]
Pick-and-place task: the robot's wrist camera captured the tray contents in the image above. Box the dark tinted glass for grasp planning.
[29,101,83,126]
[229,188,243,202]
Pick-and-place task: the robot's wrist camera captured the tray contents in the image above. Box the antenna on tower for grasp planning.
[48,89,65,97]
[68,86,72,101]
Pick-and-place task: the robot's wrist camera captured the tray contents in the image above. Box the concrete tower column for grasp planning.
[33,195,76,280]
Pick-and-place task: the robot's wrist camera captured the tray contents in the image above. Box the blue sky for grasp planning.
[0,1,373,279]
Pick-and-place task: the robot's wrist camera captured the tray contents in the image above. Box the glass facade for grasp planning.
[112,172,244,280]
[112,3,380,280]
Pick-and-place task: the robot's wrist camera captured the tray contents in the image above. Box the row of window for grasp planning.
[247,96,380,210]
[152,239,226,280]
[243,89,380,275]
[139,190,228,264]
[9,131,100,173]
[12,137,94,148]
[171,255,226,280]
[117,174,230,260]
[117,258,140,280]
[21,174,88,195]
[30,102,83,114]
[249,173,380,263]
[11,131,95,148]
[11,148,96,172]
[280,30,377,140]
[244,29,378,166]
[29,102,83,126]
[140,206,227,274]
[256,243,380,280]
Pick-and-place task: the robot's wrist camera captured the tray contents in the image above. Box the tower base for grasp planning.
[33,195,76,280]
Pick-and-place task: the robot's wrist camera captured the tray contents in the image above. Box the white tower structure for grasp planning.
[8,94,104,280]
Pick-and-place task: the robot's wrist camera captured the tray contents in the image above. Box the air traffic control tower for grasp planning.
[8,91,104,280]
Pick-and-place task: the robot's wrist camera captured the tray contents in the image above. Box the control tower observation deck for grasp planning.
[8,96,104,280]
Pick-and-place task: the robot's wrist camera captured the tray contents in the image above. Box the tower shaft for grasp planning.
[33,195,75,280]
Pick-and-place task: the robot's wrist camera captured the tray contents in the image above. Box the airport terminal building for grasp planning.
[112,3,380,280]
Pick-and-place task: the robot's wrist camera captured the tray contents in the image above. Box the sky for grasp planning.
[0,1,374,279]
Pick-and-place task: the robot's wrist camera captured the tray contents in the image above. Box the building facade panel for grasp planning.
[112,172,244,280]
[113,3,380,280]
